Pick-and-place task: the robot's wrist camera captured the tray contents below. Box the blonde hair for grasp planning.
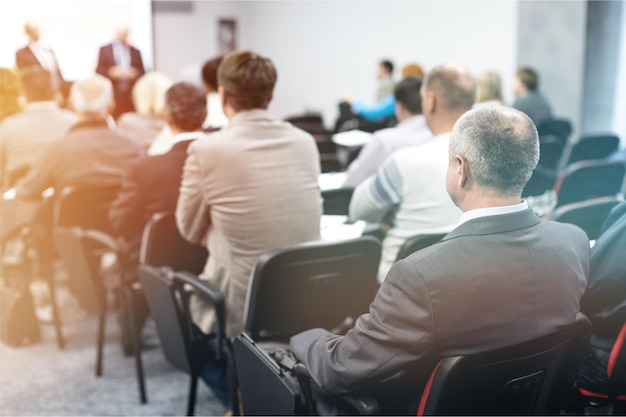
[132,71,172,116]
[401,63,424,79]
[0,67,23,120]
[476,71,504,104]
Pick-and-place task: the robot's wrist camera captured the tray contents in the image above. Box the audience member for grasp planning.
[15,74,144,265]
[116,71,172,150]
[291,106,589,414]
[349,64,474,282]
[16,22,69,100]
[343,76,433,188]
[109,82,206,353]
[0,68,77,191]
[96,26,145,119]
[0,67,23,122]
[201,55,229,130]
[578,201,626,394]
[474,71,504,108]
[512,66,552,125]
[176,49,322,406]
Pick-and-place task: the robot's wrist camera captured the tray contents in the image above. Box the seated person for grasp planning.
[290,106,589,414]
[578,201,626,395]
[109,82,207,265]
[116,71,172,151]
[14,73,143,291]
[343,76,433,188]
[473,71,504,108]
[512,67,553,126]
[175,49,323,407]
[336,62,424,133]
[349,64,473,282]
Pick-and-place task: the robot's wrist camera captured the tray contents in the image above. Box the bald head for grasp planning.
[116,26,130,44]
[449,106,539,196]
[424,64,476,112]
[24,22,40,42]
[70,74,113,116]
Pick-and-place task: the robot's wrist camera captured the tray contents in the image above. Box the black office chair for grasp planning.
[536,118,572,145]
[414,314,592,415]
[138,266,230,416]
[552,160,626,209]
[396,233,447,261]
[565,134,620,166]
[577,321,626,415]
[52,183,147,403]
[139,211,208,274]
[547,197,623,241]
[243,236,381,343]
[538,135,566,172]
[522,167,559,198]
[321,187,354,216]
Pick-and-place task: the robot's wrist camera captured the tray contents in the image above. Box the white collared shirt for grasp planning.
[458,201,529,226]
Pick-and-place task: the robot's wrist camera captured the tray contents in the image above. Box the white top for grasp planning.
[204,92,229,128]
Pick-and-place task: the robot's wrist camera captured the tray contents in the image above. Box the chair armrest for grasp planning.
[174,271,226,360]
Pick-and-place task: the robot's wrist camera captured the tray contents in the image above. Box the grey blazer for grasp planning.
[290,208,589,408]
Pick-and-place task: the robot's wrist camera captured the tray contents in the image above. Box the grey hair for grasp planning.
[70,74,113,114]
[449,106,539,194]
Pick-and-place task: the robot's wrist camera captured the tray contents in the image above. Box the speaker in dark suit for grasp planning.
[96,26,145,119]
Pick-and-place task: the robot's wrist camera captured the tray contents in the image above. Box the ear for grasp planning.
[458,155,470,188]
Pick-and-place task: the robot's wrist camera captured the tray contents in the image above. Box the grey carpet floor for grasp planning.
[0,283,227,416]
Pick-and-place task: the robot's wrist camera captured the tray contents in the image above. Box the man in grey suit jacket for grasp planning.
[290,106,589,414]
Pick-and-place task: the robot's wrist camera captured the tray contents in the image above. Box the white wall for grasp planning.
[517,1,587,136]
[152,0,245,86]
[239,1,519,128]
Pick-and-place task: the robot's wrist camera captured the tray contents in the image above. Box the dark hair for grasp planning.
[201,55,223,92]
[165,82,207,131]
[218,49,277,111]
[380,60,394,75]
[394,76,422,115]
[21,66,54,102]
[516,67,539,92]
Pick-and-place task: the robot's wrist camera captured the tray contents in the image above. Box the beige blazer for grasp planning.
[176,109,323,338]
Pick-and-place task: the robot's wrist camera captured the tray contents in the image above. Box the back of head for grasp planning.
[380,60,394,76]
[450,106,539,195]
[20,66,55,102]
[131,71,172,116]
[70,74,113,115]
[476,71,504,104]
[394,76,423,115]
[424,64,476,112]
[201,55,224,92]
[165,82,207,131]
[401,63,424,79]
[218,49,277,111]
[516,67,539,92]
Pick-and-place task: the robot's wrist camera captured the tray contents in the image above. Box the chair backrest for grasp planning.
[417,314,592,416]
[538,136,566,172]
[607,322,626,398]
[548,197,622,241]
[566,134,620,166]
[396,233,447,261]
[138,265,195,374]
[245,236,381,341]
[52,182,121,234]
[536,118,572,145]
[139,211,208,274]
[321,187,355,215]
[553,160,626,208]
[522,167,558,198]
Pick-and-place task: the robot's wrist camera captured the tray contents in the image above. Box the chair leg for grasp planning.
[95,292,107,377]
[45,266,65,350]
[187,373,198,416]
[125,286,147,404]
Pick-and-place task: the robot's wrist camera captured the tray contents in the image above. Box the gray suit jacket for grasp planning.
[176,109,323,338]
[290,208,589,409]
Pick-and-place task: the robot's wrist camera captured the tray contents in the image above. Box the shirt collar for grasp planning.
[171,131,205,146]
[458,200,529,226]
[26,101,59,111]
